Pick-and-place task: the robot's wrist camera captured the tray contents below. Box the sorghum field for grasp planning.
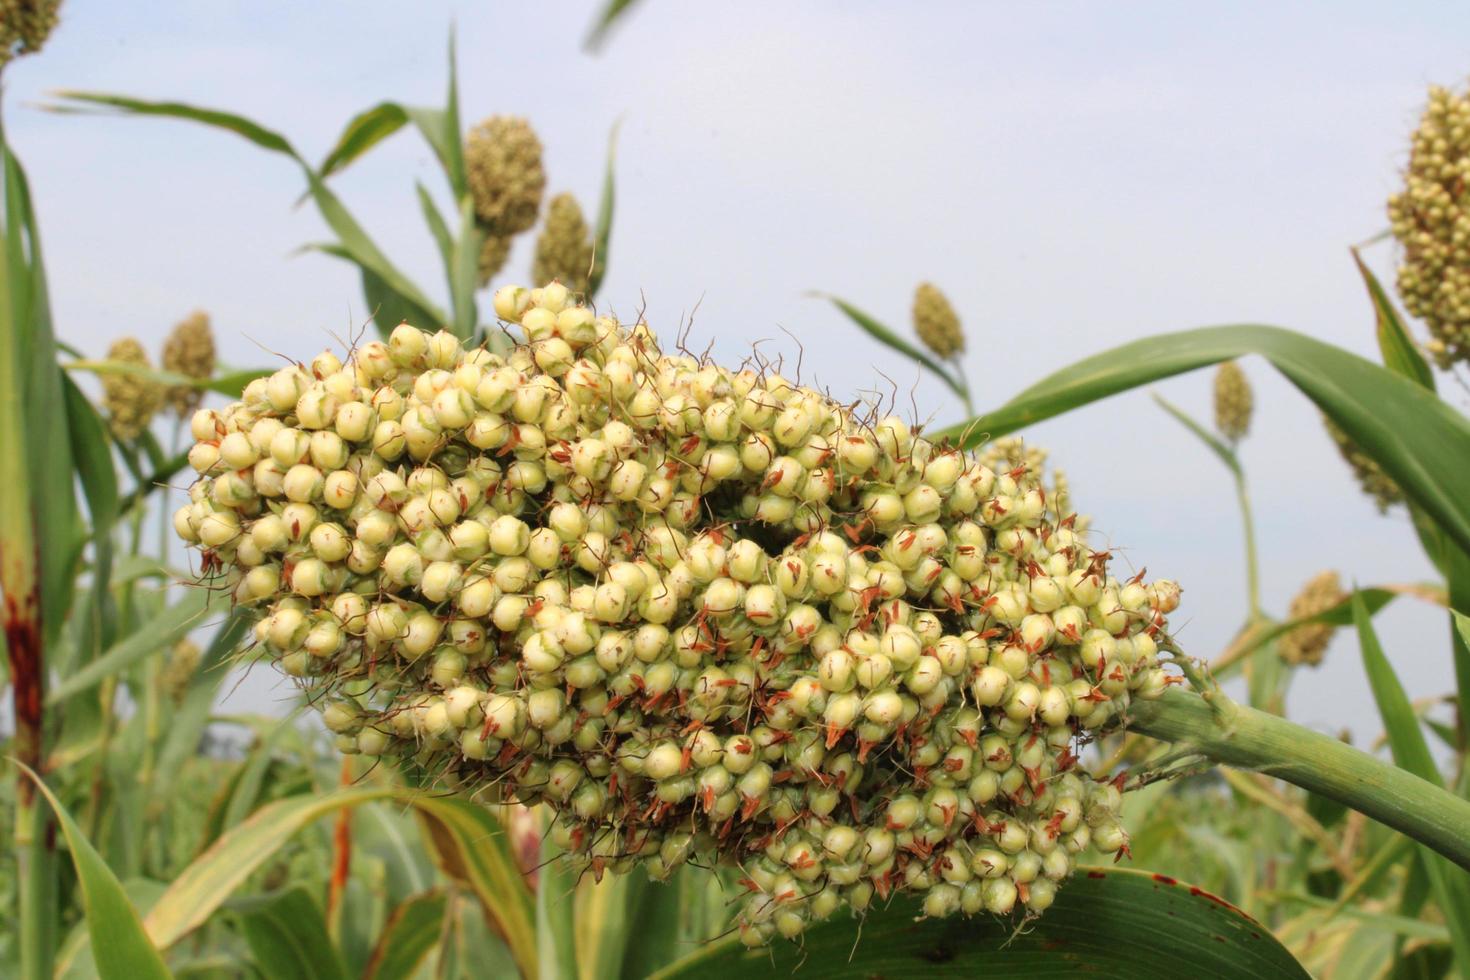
[3,3,1470,978]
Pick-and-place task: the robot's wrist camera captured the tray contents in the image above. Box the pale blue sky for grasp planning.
[5,1,1468,739]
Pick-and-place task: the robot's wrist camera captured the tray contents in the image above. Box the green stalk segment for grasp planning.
[1130,688,1470,873]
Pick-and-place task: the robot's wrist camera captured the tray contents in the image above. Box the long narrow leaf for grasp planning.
[587,122,619,298]
[1353,250,1434,391]
[822,295,966,400]
[1152,393,1240,475]
[53,92,447,327]
[449,196,483,340]
[653,866,1306,979]
[7,135,80,648]
[317,102,410,179]
[584,0,644,51]
[47,587,219,704]
[413,797,537,978]
[1217,584,1433,674]
[938,324,1470,564]
[416,182,454,271]
[234,887,349,980]
[300,169,448,326]
[51,92,297,156]
[1351,593,1470,965]
[144,786,395,947]
[61,373,118,538]
[440,32,468,200]
[535,834,577,980]
[303,242,443,336]
[143,786,536,978]
[363,891,447,980]
[15,764,171,980]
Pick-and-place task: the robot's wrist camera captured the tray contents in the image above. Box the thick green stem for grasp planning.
[14,796,56,980]
[1130,687,1470,873]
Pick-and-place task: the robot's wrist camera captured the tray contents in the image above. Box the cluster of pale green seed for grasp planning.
[175,285,1179,944]
[162,310,217,417]
[101,337,164,441]
[1388,83,1470,368]
[1279,571,1344,667]
[465,116,546,285]
[0,0,61,68]
[912,283,964,359]
[100,313,217,440]
[533,193,596,294]
[161,639,203,704]
[1324,416,1402,512]
[1213,361,1252,443]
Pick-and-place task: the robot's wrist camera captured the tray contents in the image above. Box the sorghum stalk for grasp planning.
[1130,686,1470,872]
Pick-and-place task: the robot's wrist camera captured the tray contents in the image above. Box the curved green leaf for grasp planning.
[414,796,537,978]
[151,610,252,806]
[1352,250,1434,391]
[416,182,454,272]
[1153,393,1239,476]
[822,295,965,401]
[50,92,297,157]
[4,132,81,650]
[318,102,410,180]
[304,242,443,336]
[1216,584,1438,676]
[1351,595,1470,965]
[14,764,171,980]
[142,786,394,948]
[363,890,447,980]
[587,122,619,299]
[61,373,117,538]
[52,92,448,328]
[55,878,169,980]
[300,169,448,326]
[140,786,535,978]
[535,832,576,980]
[937,324,1470,563]
[449,195,483,340]
[440,33,468,201]
[220,707,305,831]
[584,0,644,51]
[47,587,220,704]
[234,887,348,980]
[652,866,1306,979]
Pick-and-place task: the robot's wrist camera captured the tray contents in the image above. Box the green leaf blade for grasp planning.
[587,122,619,299]
[15,764,171,980]
[1352,250,1435,391]
[936,324,1470,562]
[363,890,447,980]
[235,887,349,980]
[47,587,219,704]
[51,92,298,158]
[822,295,965,400]
[653,867,1307,979]
[317,102,410,179]
[1153,392,1241,475]
[1351,592,1470,965]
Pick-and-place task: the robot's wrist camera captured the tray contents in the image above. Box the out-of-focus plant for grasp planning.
[52,37,617,351]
